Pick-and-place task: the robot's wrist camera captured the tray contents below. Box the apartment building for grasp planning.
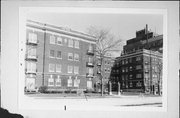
[25,20,96,92]
[110,25,163,95]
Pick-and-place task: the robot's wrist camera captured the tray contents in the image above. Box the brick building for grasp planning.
[25,20,97,92]
[111,25,163,95]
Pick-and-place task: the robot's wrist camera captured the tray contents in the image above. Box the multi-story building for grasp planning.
[94,55,115,92]
[111,25,163,95]
[25,20,97,92]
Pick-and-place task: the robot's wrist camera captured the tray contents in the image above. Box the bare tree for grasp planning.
[87,26,123,96]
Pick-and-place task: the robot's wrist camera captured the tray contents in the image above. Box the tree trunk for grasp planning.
[100,56,103,96]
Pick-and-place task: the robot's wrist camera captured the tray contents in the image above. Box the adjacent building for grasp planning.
[25,20,97,92]
[111,25,163,95]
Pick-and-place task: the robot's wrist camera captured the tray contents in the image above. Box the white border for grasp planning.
[19,7,167,111]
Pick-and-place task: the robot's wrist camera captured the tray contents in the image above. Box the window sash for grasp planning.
[56,64,62,73]
[49,64,55,72]
[68,39,73,47]
[55,78,61,86]
[27,62,36,73]
[68,53,73,60]
[68,66,73,73]
[74,40,79,48]
[50,50,55,58]
[28,33,37,44]
[48,78,54,86]
[57,37,63,45]
[57,51,62,59]
[27,47,37,58]
[74,66,79,74]
[67,76,72,87]
[74,54,79,61]
[50,35,56,44]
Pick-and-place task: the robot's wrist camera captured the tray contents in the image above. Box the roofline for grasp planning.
[26,20,96,42]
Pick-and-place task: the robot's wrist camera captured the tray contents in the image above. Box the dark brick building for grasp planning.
[25,20,97,92]
[111,25,163,95]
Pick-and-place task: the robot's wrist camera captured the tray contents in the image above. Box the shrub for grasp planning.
[38,86,48,93]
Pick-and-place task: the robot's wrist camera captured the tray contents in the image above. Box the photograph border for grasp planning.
[1,1,179,118]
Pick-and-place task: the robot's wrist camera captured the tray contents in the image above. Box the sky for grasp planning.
[27,12,163,56]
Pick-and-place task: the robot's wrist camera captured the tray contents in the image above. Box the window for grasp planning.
[50,50,55,58]
[26,62,36,73]
[74,66,79,74]
[88,57,93,63]
[55,76,61,86]
[56,64,61,73]
[68,66,73,73]
[67,76,72,87]
[50,35,56,44]
[122,60,125,65]
[136,56,141,61]
[48,75,54,86]
[74,40,79,49]
[27,46,37,58]
[74,76,80,87]
[88,44,93,51]
[136,74,142,78]
[68,38,73,47]
[87,68,93,76]
[129,74,133,79]
[129,58,132,63]
[129,82,133,87]
[28,33,37,44]
[136,81,142,87]
[68,53,73,60]
[136,65,142,70]
[129,66,133,71]
[49,64,55,72]
[74,54,79,61]
[57,37,63,45]
[87,81,92,88]
[57,51,62,59]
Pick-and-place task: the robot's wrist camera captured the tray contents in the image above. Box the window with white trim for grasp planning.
[55,76,61,86]
[74,53,79,61]
[50,50,55,58]
[74,76,80,87]
[48,75,54,86]
[74,66,79,74]
[88,44,93,51]
[67,76,72,87]
[87,81,92,88]
[49,64,55,72]
[26,62,36,73]
[50,35,56,44]
[68,65,73,73]
[74,40,79,49]
[87,68,93,76]
[28,32,37,44]
[56,64,61,73]
[136,73,142,78]
[57,37,63,45]
[68,53,73,61]
[57,51,62,59]
[27,46,37,58]
[68,38,73,47]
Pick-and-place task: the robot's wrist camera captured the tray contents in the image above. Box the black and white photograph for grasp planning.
[1,1,179,118]
[18,7,167,110]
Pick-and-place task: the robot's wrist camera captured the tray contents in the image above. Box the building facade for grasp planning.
[25,20,97,92]
[94,55,115,92]
[111,25,163,95]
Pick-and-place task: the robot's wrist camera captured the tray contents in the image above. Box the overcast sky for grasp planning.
[27,12,163,56]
